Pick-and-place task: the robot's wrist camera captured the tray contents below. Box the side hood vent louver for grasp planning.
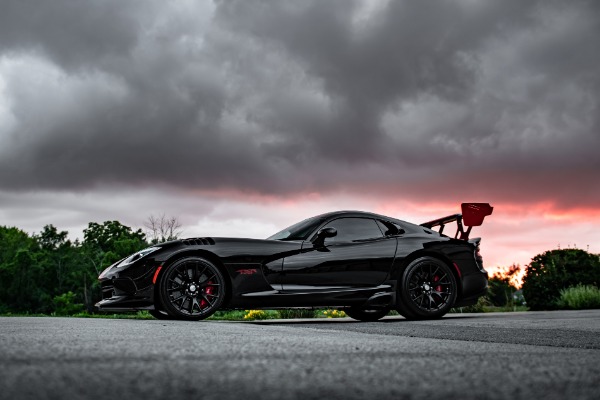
[182,237,216,246]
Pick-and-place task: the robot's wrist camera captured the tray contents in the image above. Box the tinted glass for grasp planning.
[267,216,326,241]
[376,220,404,236]
[324,218,383,242]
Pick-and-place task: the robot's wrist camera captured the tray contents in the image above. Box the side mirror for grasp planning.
[311,227,337,247]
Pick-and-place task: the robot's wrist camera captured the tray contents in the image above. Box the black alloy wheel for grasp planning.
[345,306,390,322]
[397,257,457,319]
[158,257,226,320]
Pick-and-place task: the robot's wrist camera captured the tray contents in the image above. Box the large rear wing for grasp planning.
[420,203,493,240]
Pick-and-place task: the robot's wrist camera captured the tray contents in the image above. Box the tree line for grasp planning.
[0,221,150,314]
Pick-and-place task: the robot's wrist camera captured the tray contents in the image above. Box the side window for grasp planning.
[376,220,405,236]
[324,218,384,243]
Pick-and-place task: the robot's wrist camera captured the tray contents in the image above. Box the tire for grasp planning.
[345,306,390,322]
[149,309,176,320]
[395,300,421,320]
[158,257,226,321]
[396,257,457,320]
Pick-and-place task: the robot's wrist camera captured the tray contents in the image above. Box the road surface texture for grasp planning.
[1,310,599,400]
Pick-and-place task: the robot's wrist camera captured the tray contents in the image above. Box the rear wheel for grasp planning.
[397,257,457,320]
[395,300,420,320]
[345,306,390,322]
[158,257,226,321]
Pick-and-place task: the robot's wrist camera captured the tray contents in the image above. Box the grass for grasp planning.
[558,285,600,310]
[2,309,345,320]
[2,304,530,321]
[1,300,533,321]
[0,311,156,319]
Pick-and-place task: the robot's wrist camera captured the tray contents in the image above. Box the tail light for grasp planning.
[474,243,486,273]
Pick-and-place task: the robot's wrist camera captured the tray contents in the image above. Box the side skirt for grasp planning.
[229,284,395,309]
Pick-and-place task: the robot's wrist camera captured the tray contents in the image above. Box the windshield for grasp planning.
[267,216,326,241]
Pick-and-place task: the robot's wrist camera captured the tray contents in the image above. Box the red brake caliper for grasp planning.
[433,275,441,303]
[200,281,214,308]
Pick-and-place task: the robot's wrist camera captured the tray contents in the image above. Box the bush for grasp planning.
[243,309,279,320]
[277,309,316,319]
[558,285,600,310]
[451,296,490,313]
[52,291,84,315]
[321,309,346,318]
[522,249,600,310]
[488,277,514,307]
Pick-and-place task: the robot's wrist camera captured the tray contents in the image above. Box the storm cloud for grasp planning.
[1,0,599,210]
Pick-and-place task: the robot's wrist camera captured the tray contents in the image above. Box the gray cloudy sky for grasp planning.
[1,0,599,268]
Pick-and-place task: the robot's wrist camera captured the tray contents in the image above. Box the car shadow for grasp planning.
[248,314,479,325]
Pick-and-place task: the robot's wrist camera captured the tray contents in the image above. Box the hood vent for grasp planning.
[182,237,215,246]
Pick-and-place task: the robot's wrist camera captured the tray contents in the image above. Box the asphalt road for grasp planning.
[1,310,599,400]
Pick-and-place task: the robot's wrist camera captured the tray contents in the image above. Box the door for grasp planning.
[280,217,397,290]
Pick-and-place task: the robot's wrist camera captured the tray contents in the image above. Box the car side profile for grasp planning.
[96,203,493,321]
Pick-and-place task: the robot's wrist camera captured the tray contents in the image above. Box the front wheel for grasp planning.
[397,257,457,320]
[158,257,226,321]
[344,306,390,322]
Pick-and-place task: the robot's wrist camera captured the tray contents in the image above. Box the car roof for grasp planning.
[312,210,418,229]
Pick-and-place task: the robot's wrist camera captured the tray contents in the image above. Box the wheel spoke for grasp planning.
[192,262,197,282]
[419,294,427,307]
[177,296,187,311]
[188,296,195,313]
[199,274,216,284]
[196,266,208,281]
[171,293,185,302]
[201,294,214,307]
[191,297,200,312]
[180,268,186,281]
[200,283,220,288]
[169,276,182,287]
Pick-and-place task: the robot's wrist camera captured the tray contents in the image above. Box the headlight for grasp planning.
[99,259,122,279]
[98,247,161,279]
[120,246,161,266]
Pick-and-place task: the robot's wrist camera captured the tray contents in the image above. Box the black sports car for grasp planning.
[96,203,493,321]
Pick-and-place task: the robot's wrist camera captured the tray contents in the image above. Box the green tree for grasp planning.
[488,264,521,307]
[0,226,43,312]
[38,225,69,251]
[35,225,75,297]
[80,221,147,311]
[0,222,149,314]
[522,249,600,310]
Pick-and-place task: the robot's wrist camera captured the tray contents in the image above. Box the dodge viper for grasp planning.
[96,203,493,321]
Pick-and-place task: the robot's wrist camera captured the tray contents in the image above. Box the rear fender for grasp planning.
[392,249,464,299]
